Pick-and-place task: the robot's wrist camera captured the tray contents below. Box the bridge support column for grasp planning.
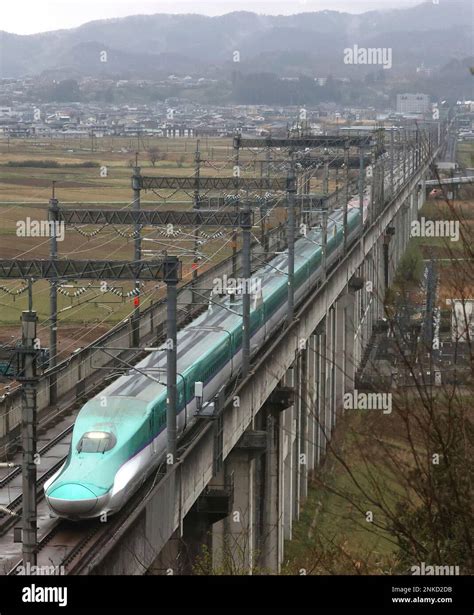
[260,406,282,573]
[363,262,370,364]
[299,345,309,503]
[335,291,357,411]
[376,237,386,317]
[307,334,318,472]
[401,202,409,257]
[181,507,212,574]
[282,366,295,539]
[149,529,181,575]
[212,450,255,573]
[344,293,356,395]
[315,319,328,460]
[388,226,398,288]
[327,305,337,432]
[354,273,363,372]
[293,356,302,522]
[335,297,346,415]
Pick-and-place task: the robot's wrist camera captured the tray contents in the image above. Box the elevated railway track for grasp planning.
[0,123,446,574]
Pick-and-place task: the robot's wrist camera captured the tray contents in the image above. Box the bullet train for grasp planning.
[44,155,407,519]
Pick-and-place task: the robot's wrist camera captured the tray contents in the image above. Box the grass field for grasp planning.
[0,135,295,353]
[457,141,474,168]
[282,409,407,575]
[282,191,474,575]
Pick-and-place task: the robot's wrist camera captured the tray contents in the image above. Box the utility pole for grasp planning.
[321,198,328,282]
[403,129,407,183]
[390,128,395,197]
[131,160,141,348]
[287,157,296,323]
[358,146,366,228]
[378,131,385,213]
[164,256,180,469]
[259,204,268,258]
[232,134,241,277]
[241,201,252,376]
[343,142,350,252]
[192,140,201,302]
[263,146,272,258]
[416,126,421,168]
[48,184,58,405]
[266,147,272,184]
[19,310,38,567]
[369,145,375,224]
[323,154,329,196]
[27,279,33,313]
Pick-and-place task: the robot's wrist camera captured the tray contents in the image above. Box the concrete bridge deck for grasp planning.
[76,143,440,575]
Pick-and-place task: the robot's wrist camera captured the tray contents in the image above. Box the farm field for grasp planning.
[0,136,293,358]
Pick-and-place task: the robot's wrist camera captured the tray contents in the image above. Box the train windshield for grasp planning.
[77,431,117,453]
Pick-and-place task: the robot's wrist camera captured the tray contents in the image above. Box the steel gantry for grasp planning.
[0,255,182,566]
[138,176,288,192]
[234,135,376,149]
[57,209,254,227]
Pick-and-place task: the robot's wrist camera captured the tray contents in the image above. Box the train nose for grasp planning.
[46,483,100,516]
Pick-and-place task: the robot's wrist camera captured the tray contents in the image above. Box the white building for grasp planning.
[396,93,430,115]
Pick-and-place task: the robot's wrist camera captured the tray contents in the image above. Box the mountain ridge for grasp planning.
[0,1,471,79]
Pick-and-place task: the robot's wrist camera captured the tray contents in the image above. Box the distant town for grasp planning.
[1,78,473,140]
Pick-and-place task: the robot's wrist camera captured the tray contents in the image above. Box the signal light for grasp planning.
[134,297,140,307]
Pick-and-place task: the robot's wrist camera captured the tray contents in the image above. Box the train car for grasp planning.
[45,162,406,519]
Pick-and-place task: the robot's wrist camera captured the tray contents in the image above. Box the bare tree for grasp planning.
[148,146,161,167]
[285,172,473,575]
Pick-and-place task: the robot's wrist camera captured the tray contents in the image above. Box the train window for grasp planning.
[77,431,117,453]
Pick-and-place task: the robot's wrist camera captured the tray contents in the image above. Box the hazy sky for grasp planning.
[3,0,422,35]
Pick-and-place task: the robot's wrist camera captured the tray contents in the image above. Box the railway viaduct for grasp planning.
[79,129,441,576]
[0,124,446,575]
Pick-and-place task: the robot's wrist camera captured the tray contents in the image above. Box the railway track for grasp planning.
[7,461,170,576]
[0,424,73,536]
[0,424,72,491]
[1,154,413,575]
[0,305,210,575]
[5,416,206,575]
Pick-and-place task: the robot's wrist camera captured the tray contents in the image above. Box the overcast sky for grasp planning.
[3,0,422,35]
